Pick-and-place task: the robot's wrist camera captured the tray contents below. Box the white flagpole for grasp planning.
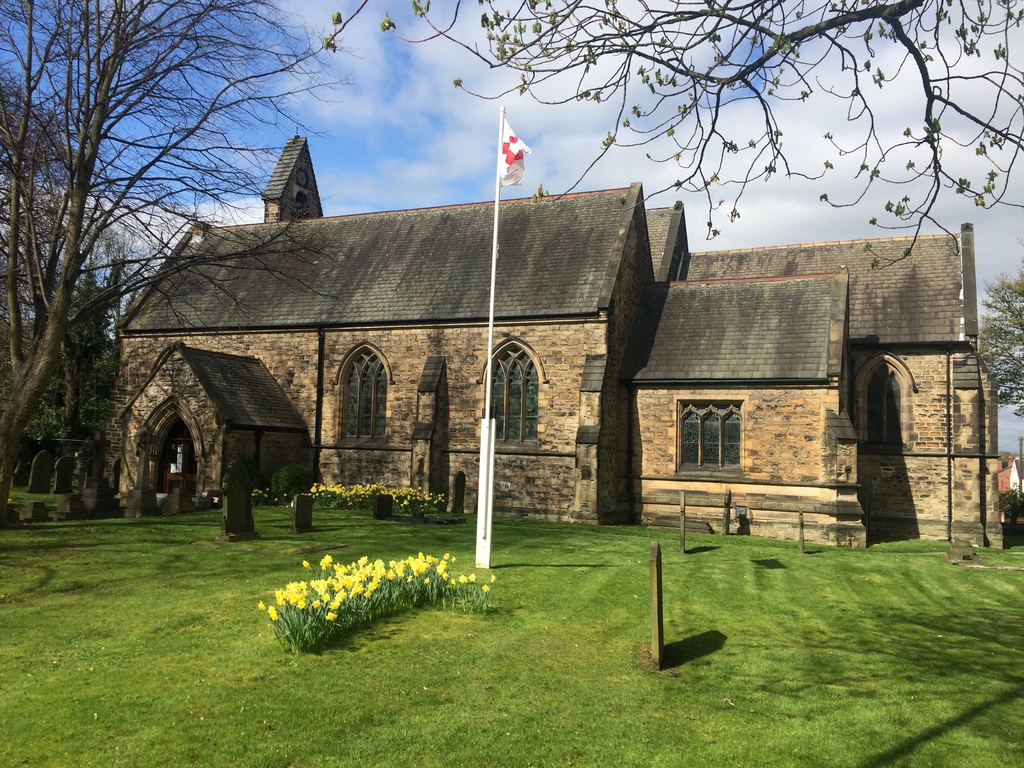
[477,107,505,569]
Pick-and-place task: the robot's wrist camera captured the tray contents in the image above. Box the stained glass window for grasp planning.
[678,404,741,470]
[344,350,387,438]
[491,347,539,442]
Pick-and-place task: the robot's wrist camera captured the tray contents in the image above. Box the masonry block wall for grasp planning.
[625,384,864,544]
[597,187,654,524]
[111,316,610,519]
[851,347,1000,547]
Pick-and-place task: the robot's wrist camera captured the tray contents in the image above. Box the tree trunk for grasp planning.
[0,330,70,520]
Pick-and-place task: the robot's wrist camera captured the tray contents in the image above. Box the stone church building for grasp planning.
[108,137,1002,547]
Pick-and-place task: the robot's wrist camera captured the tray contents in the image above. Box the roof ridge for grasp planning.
[207,187,634,232]
[673,272,834,286]
[690,232,952,256]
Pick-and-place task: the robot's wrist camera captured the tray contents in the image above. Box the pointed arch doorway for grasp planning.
[159,418,198,493]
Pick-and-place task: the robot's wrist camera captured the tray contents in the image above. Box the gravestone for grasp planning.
[51,493,88,521]
[125,430,159,517]
[27,450,54,494]
[216,458,259,542]
[451,472,466,515]
[291,494,314,533]
[735,505,751,536]
[798,512,806,554]
[650,540,664,671]
[945,540,981,565]
[52,456,75,494]
[80,431,120,518]
[722,489,732,535]
[12,460,30,487]
[163,482,196,516]
[372,494,394,520]
[20,500,49,522]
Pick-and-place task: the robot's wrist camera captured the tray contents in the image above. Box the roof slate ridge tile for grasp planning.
[674,272,834,286]
[207,187,633,232]
[688,232,952,256]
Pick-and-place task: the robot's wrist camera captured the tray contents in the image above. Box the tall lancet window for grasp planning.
[867,366,901,445]
[344,350,387,438]
[491,346,539,442]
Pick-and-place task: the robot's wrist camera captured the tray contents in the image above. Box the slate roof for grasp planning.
[680,233,965,344]
[125,187,641,332]
[263,137,308,201]
[622,274,841,382]
[177,346,307,432]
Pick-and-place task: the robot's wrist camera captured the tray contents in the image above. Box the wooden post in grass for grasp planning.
[650,540,663,670]
[679,491,687,554]
[722,489,732,535]
[798,512,805,554]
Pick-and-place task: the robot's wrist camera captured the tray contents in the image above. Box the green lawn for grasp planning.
[2,507,1023,767]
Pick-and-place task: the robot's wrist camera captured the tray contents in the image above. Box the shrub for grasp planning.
[1000,488,1024,526]
[259,552,494,653]
[270,464,314,503]
[310,482,445,514]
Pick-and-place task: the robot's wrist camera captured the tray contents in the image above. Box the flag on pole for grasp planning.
[498,116,531,187]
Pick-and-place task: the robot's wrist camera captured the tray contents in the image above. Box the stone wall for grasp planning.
[850,346,1000,547]
[112,315,609,517]
[596,188,655,523]
[624,383,865,545]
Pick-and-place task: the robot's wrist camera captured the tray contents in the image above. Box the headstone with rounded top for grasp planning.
[52,456,75,494]
[27,450,54,494]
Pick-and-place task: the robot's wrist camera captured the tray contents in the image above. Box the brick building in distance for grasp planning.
[108,138,1002,547]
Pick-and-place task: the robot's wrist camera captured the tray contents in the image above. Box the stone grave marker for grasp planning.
[12,460,30,488]
[798,512,806,554]
[291,494,314,533]
[373,493,394,520]
[80,431,120,518]
[20,500,50,522]
[216,458,259,542]
[52,456,75,494]
[51,493,87,521]
[27,450,54,494]
[125,430,159,517]
[722,489,732,535]
[451,472,466,515]
[945,540,981,565]
[650,540,664,670]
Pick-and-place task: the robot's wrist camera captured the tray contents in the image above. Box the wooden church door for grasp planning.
[160,419,197,492]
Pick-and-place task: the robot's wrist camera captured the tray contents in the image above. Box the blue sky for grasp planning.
[257,0,1024,451]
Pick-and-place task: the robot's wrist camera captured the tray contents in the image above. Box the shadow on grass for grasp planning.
[859,681,1024,768]
[752,558,787,569]
[494,563,615,569]
[681,546,720,555]
[661,630,728,669]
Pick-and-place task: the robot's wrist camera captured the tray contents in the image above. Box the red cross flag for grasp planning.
[498,116,532,187]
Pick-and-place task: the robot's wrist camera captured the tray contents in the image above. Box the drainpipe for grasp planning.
[314,326,325,481]
[946,345,953,542]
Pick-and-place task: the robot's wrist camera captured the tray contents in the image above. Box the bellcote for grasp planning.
[262,136,323,223]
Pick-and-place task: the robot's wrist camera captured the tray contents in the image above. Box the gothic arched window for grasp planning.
[678,404,742,470]
[491,347,539,442]
[344,350,387,438]
[867,366,901,445]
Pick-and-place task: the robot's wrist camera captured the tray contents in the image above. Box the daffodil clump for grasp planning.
[309,483,445,515]
[259,552,494,653]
